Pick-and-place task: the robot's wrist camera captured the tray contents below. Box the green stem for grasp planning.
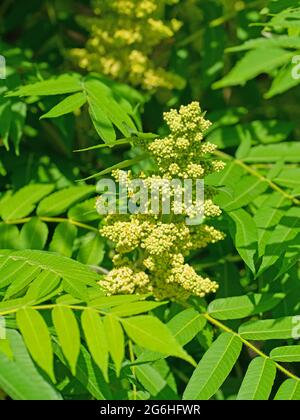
[210,0,267,27]
[4,216,99,233]
[193,254,242,269]
[204,313,300,381]
[128,340,137,401]
[214,150,300,206]
[0,303,107,317]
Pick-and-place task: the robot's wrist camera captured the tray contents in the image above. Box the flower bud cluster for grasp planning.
[99,102,225,299]
[70,0,184,90]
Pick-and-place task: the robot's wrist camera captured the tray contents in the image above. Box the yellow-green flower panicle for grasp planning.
[70,0,184,91]
[99,102,225,300]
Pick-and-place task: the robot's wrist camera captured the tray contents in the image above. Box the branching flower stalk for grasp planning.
[71,0,185,90]
[98,102,226,300]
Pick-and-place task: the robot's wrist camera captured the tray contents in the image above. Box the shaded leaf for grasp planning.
[0,330,61,400]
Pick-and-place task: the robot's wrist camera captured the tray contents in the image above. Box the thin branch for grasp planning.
[4,216,99,233]
[204,313,300,382]
[88,265,109,275]
[214,150,300,206]
[128,340,138,401]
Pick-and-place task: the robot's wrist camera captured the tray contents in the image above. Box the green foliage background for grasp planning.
[0,0,300,400]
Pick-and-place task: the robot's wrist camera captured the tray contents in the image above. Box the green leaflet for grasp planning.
[214,48,294,89]
[206,161,244,187]
[67,198,99,222]
[19,217,48,250]
[26,271,61,302]
[37,185,95,217]
[0,98,12,151]
[6,72,140,148]
[40,92,87,119]
[0,224,19,249]
[16,308,55,382]
[138,358,178,399]
[274,379,300,400]
[235,129,251,159]
[87,91,116,143]
[167,308,207,346]
[52,306,80,375]
[135,364,168,397]
[81,309,109,382]
[0,330,61,400]
[49,222,77,257]
[226,35,300,53]
[0,250,99,300]
[254,194,287,257]
[268,8,300,30]
[236,357,276,400]
[0,259,39,289]
[274,168,300,189]
[1,184,54,221]
[0,249,99,285]
[220,175,269,211]
[183,333,242,400]
[239,316,296,340]
[7,74,82,97]
[103,315,124,377]
[54,342,112,400]
[84,77,136,144]
[265,62,300,98]
[0,297,33,315]
[244,142,300,163]
[4,266,41,300]
[135,308,206,365]
[121,315,194,365]
[257,207,300,276]
[208,293,284,320]
[10,101,27,155]
[207,120,293,149]
[270,345,300,362]
[77,233,105,265]
[226,209,257,273]
[134,361,178,399]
